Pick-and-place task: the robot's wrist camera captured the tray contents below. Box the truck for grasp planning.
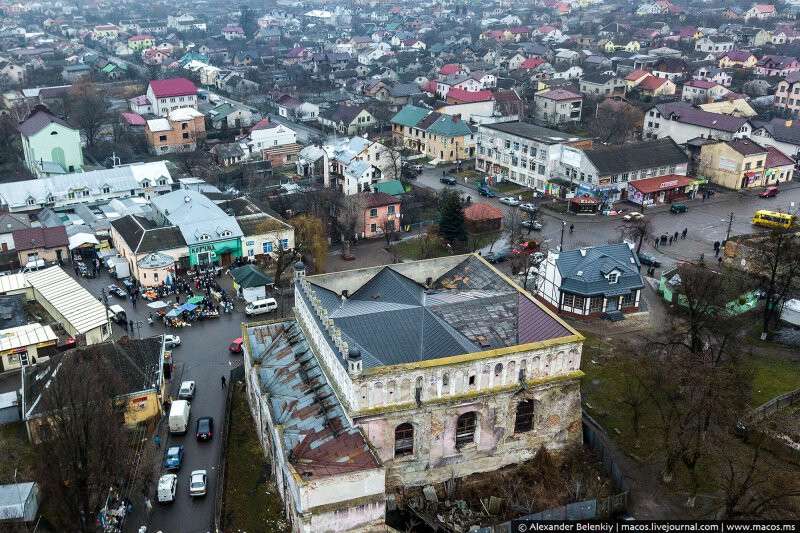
[108,257,130,279]
[168,400,191,434]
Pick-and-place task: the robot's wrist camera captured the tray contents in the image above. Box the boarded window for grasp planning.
[394,423,414,457]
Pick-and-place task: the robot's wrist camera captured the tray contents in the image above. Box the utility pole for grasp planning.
[559,220,566,251]
[101,288,111,333]
[725,211,734,241]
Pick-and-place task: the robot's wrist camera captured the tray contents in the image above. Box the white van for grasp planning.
[157,473,177,503]
[245,298,277,317]
[107,305,127,325]
[168,400,191,434]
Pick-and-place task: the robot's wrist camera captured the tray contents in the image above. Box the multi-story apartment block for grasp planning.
[391,105,476,163]
[643,102,752,144]
[532,89,582,126]
[476,121,590,192]
[773,72,800,116]
[144,77,198,117]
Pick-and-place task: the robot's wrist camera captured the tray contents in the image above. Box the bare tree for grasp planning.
[588,99,644,144]
[335,194,366,259]
[749,230,800,336]
[31,350,129,532]
[67,80,110,148]
[623,216,652,254]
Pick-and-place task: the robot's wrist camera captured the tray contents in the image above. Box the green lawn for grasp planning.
[391,235,450,260]
[222,385,289,533]
[749,356,800,406]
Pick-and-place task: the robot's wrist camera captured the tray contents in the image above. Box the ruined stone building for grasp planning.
[242,254,585,532]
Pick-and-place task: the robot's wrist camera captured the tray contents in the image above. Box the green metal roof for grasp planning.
[427,114,473,137]
[390,104,429,128]
[374,179,405,196]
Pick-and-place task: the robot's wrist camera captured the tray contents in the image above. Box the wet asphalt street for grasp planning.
[70,269,244,533]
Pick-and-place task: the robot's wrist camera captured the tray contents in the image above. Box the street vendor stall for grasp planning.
[230,265,274,303]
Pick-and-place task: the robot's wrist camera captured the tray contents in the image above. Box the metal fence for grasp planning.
[583,413,630,493]
[741,386,800,429]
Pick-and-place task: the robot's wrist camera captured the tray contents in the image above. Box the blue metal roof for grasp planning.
[556,243,644,297]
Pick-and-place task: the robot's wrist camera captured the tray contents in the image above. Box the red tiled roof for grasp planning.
[148,77,197,98]
[12,226,68,251]
[446,88,494,103]
[638,75,669,91]
[361,192,399,208]
[628,174,692,194]
[519,57,545,69]
[251,118,277,131]
[128,34,154,41]
[464,203,502,221]
[569,194,600,205]
[625,69,650,81]
[121,112,145,126]
[440,63,461,75]
[537,88,580,101]
[684,79,717,89]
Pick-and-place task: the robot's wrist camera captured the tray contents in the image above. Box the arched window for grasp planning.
[514,400,535,433]
[394,423,414,457]
[455,412,477,449]
[494,363,503,377]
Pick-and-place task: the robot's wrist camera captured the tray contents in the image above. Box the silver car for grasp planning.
[499,196,521,206]
[189,470,207,497]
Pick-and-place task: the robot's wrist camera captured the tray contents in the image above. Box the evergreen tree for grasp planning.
[438,190,466,246]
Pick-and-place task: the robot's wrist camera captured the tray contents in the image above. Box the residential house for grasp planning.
[210,143,245,167]
[243,255,584,530]
[651,58,688,81]
[637,76,676,97]
[215,196,294,261]
[361,192,400,239]
[695,36,734,53]
[144,78,198,117]
[222,25,246,40]
[718,50,757,69]
[755,56,800,77]
[772,72,800,116]
[0,61,25,86]
[0,212,30,252]
[698,138,791,189]
[643,102,752,144]
[751,118,800,158]
[167,14,207,32]
[12,226,68,266]
[578,74,626,97]
[144,108,206,155]
[127,35,155,52]
[391,105,476,163]
[699,98,757,117]
[535,243,644,318]
[739,27,772,47]
[557,138,689,202]
[476,121,590,193]
[18,106,83,177]
[624,69,651,89]
[21,337,166,443]
[532,89,582,126]
[744,4,776,20]
[243,118,298,156]
[0,161,173,213]
[206,102,259,130]
[763,145,795,185]
[681,80,731,102]
[318,105,376,136]
[693,66,732,87]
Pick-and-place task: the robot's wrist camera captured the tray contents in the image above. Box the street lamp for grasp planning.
[559,220,566,252]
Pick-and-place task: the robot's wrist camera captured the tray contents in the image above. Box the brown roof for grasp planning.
[361,191,399,208]
[464,202,502,221]
[17,106,73,137]
[765,145,794,168]
[11,226,68,251]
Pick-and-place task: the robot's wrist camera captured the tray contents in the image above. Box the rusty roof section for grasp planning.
[247,320,380,480]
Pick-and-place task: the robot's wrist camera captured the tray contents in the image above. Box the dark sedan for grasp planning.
[196,417,214,441]
[637,253,661,268]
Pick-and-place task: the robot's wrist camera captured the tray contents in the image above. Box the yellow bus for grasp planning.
[751,210,796,230]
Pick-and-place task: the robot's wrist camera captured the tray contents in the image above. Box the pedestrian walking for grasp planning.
[654,238,659,248]
[673,231,679,242]
[718,256,723,267]
[153,434,161,448]
[682,228,687,239]
[132,297,137,309]
[129,319,134,333]
[714,247,720,257]
[669,236,673,245]
[221,375,226,389]
[713,241,720,251]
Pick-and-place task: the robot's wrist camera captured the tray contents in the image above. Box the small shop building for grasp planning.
[569,194,601,214]
[136,252,176,287]
[0,323,58,373]
[626,175,694,206]
[230,264,274,302]
[464,203,503,232]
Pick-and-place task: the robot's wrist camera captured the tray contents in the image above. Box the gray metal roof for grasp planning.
[151,189,242,245]
[556,243,644,297]
[305,255,573,369]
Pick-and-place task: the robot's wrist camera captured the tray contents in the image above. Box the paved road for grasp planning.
[69,270,244,533]
[414,164,800,272]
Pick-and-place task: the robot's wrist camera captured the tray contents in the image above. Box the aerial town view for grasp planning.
[0,0,799,531]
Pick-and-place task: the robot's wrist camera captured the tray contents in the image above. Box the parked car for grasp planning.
[531,251,545,265]
[228,337,243,354]
[637,253,661,268]
[519,203,538,213]
[163,334,181,348]
[670,203,688,214]
[439,176,456,185]
[478,185,496,197]
[522,220,543,231]
[189,470,207,497]
[759,186,779,198]
[107,284,126,298]
[410,164,423,173]
[485,248,511,263]
[499,196,520,206]
[196,417,214,441]
[178,380,196,400]
[157,473,178,503]
[121,278,135,293]
[623,212,644,222]
[164,445,184,470]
